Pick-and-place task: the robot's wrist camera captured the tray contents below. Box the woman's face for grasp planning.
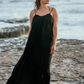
[40,0,50,4]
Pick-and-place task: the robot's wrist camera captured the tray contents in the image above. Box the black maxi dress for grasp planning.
[6,6,54,84]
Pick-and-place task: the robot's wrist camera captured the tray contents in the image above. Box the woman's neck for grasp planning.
[39,3,47,9]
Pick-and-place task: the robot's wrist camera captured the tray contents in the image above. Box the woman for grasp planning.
[6,0,58,84]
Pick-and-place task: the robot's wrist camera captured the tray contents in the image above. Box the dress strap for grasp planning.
[34,9,37,15]
[48,6,50,13]
[50,7,54,14]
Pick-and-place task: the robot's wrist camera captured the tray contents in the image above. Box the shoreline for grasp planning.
[0,36,84,53]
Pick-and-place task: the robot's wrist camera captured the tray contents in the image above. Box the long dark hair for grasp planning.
[34,0,40,10]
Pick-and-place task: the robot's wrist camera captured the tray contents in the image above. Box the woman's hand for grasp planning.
[50,44,56,54]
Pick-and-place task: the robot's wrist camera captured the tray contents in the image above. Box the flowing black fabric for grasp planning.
[6,7,54,84]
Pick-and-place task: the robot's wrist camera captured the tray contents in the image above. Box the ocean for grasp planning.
[0,0,84,40]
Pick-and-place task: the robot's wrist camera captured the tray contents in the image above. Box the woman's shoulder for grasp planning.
[48,6,54,10]
[48,6,56,11]
[48,6,58,15]
[30,9,35,14]
[30,9,36,17]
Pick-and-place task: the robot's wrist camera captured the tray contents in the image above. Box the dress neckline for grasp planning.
[33,13,53,20]
[35,13,50,17]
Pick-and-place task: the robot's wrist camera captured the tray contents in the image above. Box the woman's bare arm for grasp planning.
[52,8,58,46]
[28,9,35,38]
